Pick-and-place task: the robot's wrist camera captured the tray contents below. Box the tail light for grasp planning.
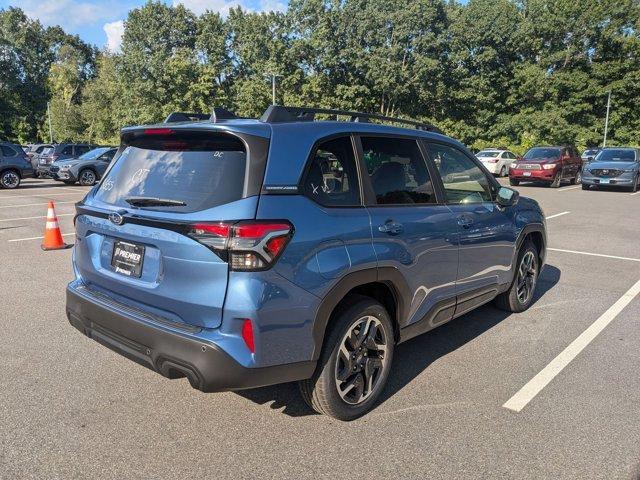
[487,159,499,163]
[188,220,293,271]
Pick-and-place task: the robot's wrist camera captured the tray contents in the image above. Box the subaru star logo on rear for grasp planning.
[109,212,124,226]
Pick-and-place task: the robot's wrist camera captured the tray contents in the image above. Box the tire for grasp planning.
[582,183,590,190]
[299,296,394,421]
[494,240,539,313]
[550,172,561,188]
[78,169,96,186]
[509,178,519,186]
[571,170,582,185]
[0,169,20,189]
[499,166,507,177]
[631,175,638,193]
[63,180,76,185]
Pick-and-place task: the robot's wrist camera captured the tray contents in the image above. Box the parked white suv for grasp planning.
[476,149,519,176]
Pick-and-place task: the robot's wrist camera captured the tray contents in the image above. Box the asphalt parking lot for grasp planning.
[1,178,639,479]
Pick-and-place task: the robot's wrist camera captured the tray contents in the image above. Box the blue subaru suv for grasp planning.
[66,106,546,420]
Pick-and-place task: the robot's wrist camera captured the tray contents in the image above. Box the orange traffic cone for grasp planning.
[41,201,72,250]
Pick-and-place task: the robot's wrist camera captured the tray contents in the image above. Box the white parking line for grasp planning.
[548,247,640,263]
[8,232,75,243]
[0,192,83,199]
[557,185,582,192]
[545,211,570,219]
[0,201,77,209]
[0,213,74,222]
[503,278,640,412]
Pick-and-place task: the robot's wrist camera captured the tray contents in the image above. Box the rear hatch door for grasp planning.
[74,127,268,329]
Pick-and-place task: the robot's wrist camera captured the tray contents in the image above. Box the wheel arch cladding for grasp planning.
[311,267,410,360]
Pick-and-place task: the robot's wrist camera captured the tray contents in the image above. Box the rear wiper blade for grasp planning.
[124,196,186,207]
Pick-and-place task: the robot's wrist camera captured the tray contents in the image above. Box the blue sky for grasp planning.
[1,0,287,50]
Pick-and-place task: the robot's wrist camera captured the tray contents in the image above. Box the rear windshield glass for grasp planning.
[523,147,561,160]
[94,133,246,213]
[595,149,636,162]
[476,151,500,157]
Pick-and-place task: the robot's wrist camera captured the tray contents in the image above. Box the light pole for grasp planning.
[603,90,611,148]
[47,101,53,143]
[264,73,281,105]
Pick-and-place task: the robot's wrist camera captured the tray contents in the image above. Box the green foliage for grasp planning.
[1,1,639,151]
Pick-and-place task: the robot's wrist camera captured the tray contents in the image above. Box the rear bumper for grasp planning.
[479,162,500,174]
[66,281,315,392]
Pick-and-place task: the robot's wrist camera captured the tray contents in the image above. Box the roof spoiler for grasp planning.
[164,108,238,124]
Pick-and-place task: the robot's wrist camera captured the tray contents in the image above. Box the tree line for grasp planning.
[1,0,639,153]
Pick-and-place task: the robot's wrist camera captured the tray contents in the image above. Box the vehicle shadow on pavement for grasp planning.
[16,181,78,190]
[236,264,561,418]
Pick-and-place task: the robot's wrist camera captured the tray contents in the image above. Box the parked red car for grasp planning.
[509,146,582,188]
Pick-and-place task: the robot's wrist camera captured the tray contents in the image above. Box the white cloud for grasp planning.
[258,0,286,13]
[103,20,125,52]
[21,0,117,29]
[173,0,286,16]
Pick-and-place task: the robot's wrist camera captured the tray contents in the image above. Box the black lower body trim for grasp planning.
[66,284,316,392]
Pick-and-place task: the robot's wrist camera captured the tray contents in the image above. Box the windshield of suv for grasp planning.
[594,149,636,162]
[476,151,500,158]
[523,147,561,160]
[94,133,246,213]
[78,147,110,160]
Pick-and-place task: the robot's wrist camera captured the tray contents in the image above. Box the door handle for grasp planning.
[378,220,404,235]
[457,214,473,229]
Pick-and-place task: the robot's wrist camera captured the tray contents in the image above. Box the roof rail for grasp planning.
[259,105,441,133]
[164,108,238,124]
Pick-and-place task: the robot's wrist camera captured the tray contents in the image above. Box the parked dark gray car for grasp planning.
[36,143,97,177]
[0,141,35,189]
[26,143,54,173]
[50,147,117,186]
[582,147,640,192]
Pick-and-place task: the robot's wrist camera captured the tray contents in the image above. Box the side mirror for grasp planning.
[496,186,519,208]
[587,156,594,162]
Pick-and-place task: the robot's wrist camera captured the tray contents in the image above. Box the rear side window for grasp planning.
[1,145,18,157]
[302,136,360,206]
[61,145,73,155]
[361,136,436,205]
[427,143,493,204]
[94,133,247,213]
[75,145,91,156]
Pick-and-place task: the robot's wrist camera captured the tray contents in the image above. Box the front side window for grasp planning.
[361,136,436,205]
[101,149,116,161]
[61,146,73,155]
[427,143,493,204]
[302,136,360,206]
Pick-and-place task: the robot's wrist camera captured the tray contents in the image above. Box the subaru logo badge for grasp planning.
[109,212,124,226]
